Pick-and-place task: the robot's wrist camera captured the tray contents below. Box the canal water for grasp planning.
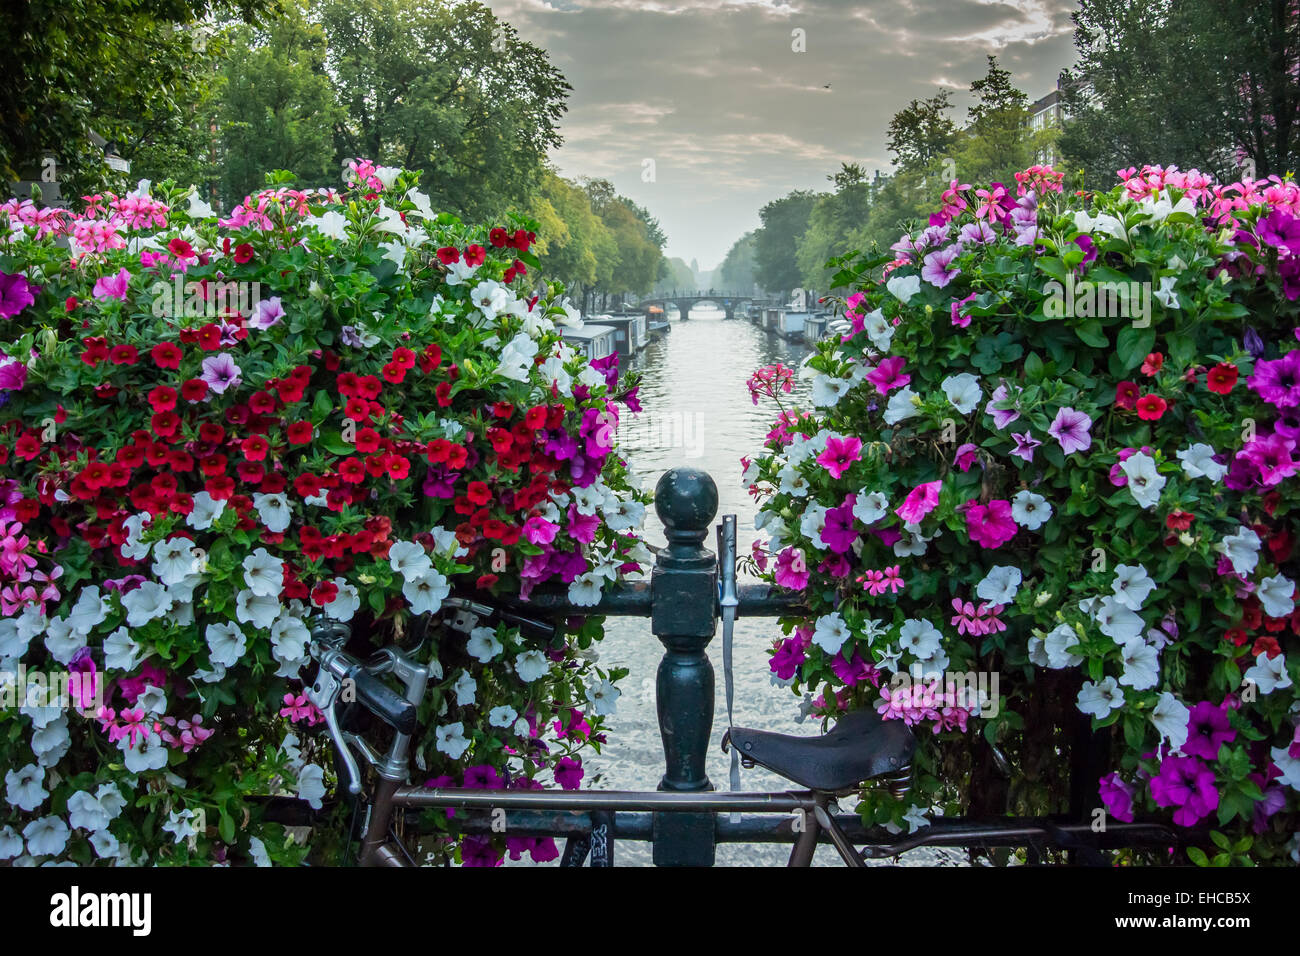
[563,306,965,867]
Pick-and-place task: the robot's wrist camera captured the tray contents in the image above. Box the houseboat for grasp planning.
[594,312,648,357]
[645,306,670,339]
[561,324,617,363]
[803,312,827,346]
[777,310,808,341]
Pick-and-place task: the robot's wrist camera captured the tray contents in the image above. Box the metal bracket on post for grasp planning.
[649,467,719,866]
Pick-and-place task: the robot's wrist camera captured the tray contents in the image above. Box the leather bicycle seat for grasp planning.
[723,708,915,793]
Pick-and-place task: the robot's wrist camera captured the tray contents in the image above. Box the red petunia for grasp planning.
[392,347,415,369]
[489,227,508,248]
[287,421,314,445]
[355,428,380,454]
[233,242,255,264]
[435,381,453,407]
[463,244,486,267]
[524,405,548,430]
[1140,352,1163,376]
[338,457,366,484]
[1166,510,1194,530]
[148,386,178,412]
[181,378,209,402]
[151,342,183,369]
[1135,394,1167,421]
[109,344,139,365]
[476,573,499,590]
[248,390,277,415]
[467,481,492,505]
[1114,381,1138,410]
[436,246,460,265]
[168,237,195,260]
[196,324,222,351]
[294,473,322,498]
[241,435,270,461]
[205,475,235,500]
[151,412,181,438]
[81,337,109,367]
[387,457,410,480]
[381,361,406,384]
[1206,363,1238,395]
[311,581,339,606]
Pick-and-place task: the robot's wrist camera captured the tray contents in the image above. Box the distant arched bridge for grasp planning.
[638,291,782,321]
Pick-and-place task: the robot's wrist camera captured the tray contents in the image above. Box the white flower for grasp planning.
[296,764,327,810]
[187,491,226,530]
[452,671,477,707]
[122,730,169,773]
[1242,652,1292,695]
[5,764,47,812]
[1095,596,1145,643]
[488,705,518,729]
[1258,574,1296,618]
[403,569,450,615]
[1111,564,1156,611]
[1118,638,1160,689]
[242,548,285,598]
[514,649,550,683]
[811,612,850,655]
[43,618,85,665]
[206,621,247,668]
[1026,636,1050,667]
[0,619,29,660]
[120,512,152,560]
[137,683,167,715]
[102,627,141,672]
[22,816,69,857]
[1119,452,1165,509]
[324,578,361,621]
[310,210,349,241]
[603,499,645,531]
[1271,746,1300,791]
[32,717,71,767]
[1154,274,1180,309]
[883,386,920,425]
[853,490,888,525]
[811,373,851,407]
[941,373,982,415]
[1077,677,1125,718]
[496,331,539,381]
[270,615,310,677]
[67,790,113,832]
[435,722,471,760]
[88,829,120,860]
[0,826,22,859]
[121,581,172,628]
[1042,624,1083,669]
[95,783,126,820]
[236,589,281,630]
[800,503,829,551]
[1151,692,1190,751]
[1177,443,1226,482]
[538,355,573,396]
[253,492,293,533]
[65,586,109,634]
[388,541,433,582]
[893,528,928,558]
[886,274,921,303]
[471,280,510,321]
[897,619,942,660]
[466,626,503,663]
[247,836,272,867]
[1010,490,1051,530]
[586,678,620,716]
[568,572,605,607]
[976,566,1021,605]
[1217,527,1262,577]
[862,309,893,350]
[777,464,810,497]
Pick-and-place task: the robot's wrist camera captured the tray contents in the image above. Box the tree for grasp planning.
[0,0,275,194]
[796,163,873,290]
[886,91,958,172]
[953,56,1041,185]
[719,231,759,293]
[214,3,339,205]
[528,169,616,302]
[319,0,570,221]
[753,190,821,294]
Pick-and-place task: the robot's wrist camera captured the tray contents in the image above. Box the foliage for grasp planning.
[742,164,1300,864]
[0,160,650,866]
[754,190,822,295]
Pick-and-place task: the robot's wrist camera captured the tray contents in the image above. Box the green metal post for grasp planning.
[649,467,719,866]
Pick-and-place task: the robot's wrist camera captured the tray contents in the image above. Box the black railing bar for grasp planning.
[401,786,817,813]
[491,581,804,619]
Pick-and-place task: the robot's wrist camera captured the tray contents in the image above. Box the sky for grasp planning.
[485,0,1081,271]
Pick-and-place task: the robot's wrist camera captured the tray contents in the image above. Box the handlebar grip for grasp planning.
[347,665,418,736]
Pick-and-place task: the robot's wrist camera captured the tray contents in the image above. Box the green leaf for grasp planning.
[1115,324,1157,372]
[1074,319,1108,348]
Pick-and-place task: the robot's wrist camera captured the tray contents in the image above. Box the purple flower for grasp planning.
[819,496,859,553]
[1047,406,1093,455]
[816,436,863,479]
[954,442,979,471]
[422,466,455,499]
[200,352,242,394]
[950,292,976,328]
[831,649,880,688]
[591,352,619,390]
[1238,432,1299,486]
[1182,701,1236,761]
[1149,755,1220,827]
[463,764,506,790]
[0,271,37,318]
[958,221,997,245]
[921,243,962,288]
[1098,772,1135,823]
[1244,326,1265,359]
[1248,350,1300,407]
[92,267,131,302]
[1009,431,1040,463]
[0,356,27,392]
[1073,234,1097,270]
[554,756,584,790]
[249,296,285,330]
[984,383,1021,430]
[566,504,599,544]
[770,637,806,681]
[459,835,503,867]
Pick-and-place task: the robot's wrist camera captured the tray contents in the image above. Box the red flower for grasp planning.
[512,259,527,277]
[426,439,451,463]
[1224,627,1249,647]
[65,295,78,312]
[477,573,499,589]
[421,343,442,372]
[1135,394,1167,420]
[436,246,460,264]
[387,456,410,480]
[489,227,508,247]
[355,428,380,453]
[435,381,453,407]
[1140,352,1163,376]
[503,267,516,283]
[248,390,277,415]
[168,237,195,259]
[200,453,227,476]
[205,475,235,500]
[1206,363,1238,395]
[181,378,209,402]
[233,242,255,264]
[1253,636,1281,659]
[338,457,366,484]
[294,474,322,498]
[463,244,486,267]
[198,423,225,445]
[241,435,270,461]
[151,341,183,369]
[487,428,513,453]
[445,444,468,469]
[467,481,492,505]
[356,375,383,400]
[80,337,109,367]
[197,324,222,351]
[393,346,415,369]
[150,412,181,438]
[148,386,178,412]
[381,361,406,384]
[311,581,339,606]
[1165,510,1194,530]
[492,401,514,419]
[344,397,371,422]
[1114,381,1138,410]
[109,344,139,365]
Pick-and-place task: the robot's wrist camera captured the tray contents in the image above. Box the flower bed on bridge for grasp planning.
[744,165,1299,864]
[0,161,646,866]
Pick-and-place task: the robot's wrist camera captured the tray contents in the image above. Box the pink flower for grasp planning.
[774,547,809,590]
[965,499,1018,549]
[954,442,979,471]
[92,267,132,301]
[894,480,941,523]
[950,292,976,327]
[523,516,559,546]
[554,756,584,790]
[816,436,862,479]
[866,356,911,395]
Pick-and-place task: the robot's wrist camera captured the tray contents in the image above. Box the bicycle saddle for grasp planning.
[722,708,914,793]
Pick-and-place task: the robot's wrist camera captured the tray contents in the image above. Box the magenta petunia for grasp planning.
[816,435,862,479]
[866,356,911,395]
[894,480,942,524]
[965,499,1017,549]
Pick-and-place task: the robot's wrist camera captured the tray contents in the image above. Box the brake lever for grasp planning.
[308,616,362,795]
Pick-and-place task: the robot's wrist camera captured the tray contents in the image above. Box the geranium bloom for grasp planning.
[1047,406,1093,454]
[816,436,862,479]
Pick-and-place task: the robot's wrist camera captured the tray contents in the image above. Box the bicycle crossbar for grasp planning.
[403,786,816,813]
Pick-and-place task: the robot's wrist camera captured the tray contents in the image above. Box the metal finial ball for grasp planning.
[653,467,718,530]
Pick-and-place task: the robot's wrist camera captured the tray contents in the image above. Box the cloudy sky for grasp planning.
[485,0,1081,271]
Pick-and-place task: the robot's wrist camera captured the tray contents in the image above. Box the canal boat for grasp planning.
[595,312,648,356]
[777,310,807,341]
[803,312,827,346]
[561,324,618,362]
[645,306,670,339]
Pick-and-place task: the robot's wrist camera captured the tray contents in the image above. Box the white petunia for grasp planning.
[466,626,503,663]
[1010,490,1051,530]
[21,816,69,857]
[1242,652,1292,695]
[1258,574,1296,618]
[1176,443,1226,482]
[102,627,141,672]
[863,309,894,351]
[122,730,169,773]
[1118,638,1160,690]
[883,386,921,425]
[152,537,202,586]
[1151,692,1190,751]
[206,621,247,668]
[403,569,450,616]
[1271,746,1300,791]
[121,581,172,628]
[586,678,620,717]
[296,764,327,810]
[88,829,120,860]
[568,572,605,607]
[941,373,983,415]
[777,464,811,497]
[388,541,433,582]
[811,373,851,408]
[187,491,226,530]
[242,548,286,598]
[886,274,921,303]
[236,589,281,630]
[323,578,361,622]
[310,210,349,241]
[1095,596,1145,643]
[253,492,293,533]
[435,722,471,760]
[67,790,113,832]
[5,764,47,812]
[1042,624,1083,669]
[976,566,1022,605]
[65,586,109,635]
[452,671,477,707]
[514,650,549,683]
[43,618,85,666]
[120,513,152,560]
[1111,564,1156,611]
[488,705,518,729]
[32,718,71,767]
[800,503,829,551]
[1217,527,1262,577]
[0,826,22,859]
[853,491,889,525]
[897,619,943,660]
[1119,452,1165,509]
[1077,677,1125,718]
[811,612,850,655]
[270,615,310,677]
